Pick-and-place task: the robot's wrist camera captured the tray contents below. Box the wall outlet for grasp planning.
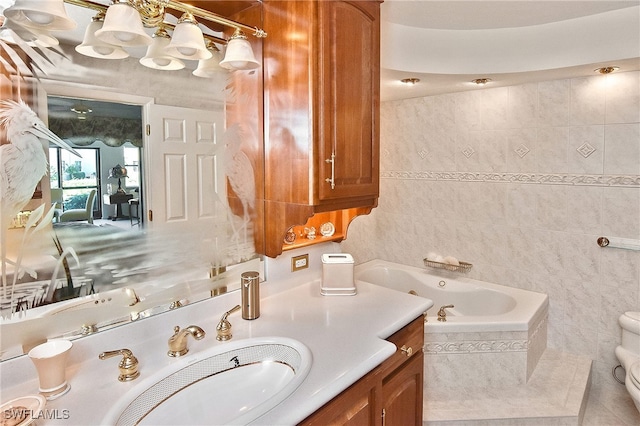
[291,254,309,272]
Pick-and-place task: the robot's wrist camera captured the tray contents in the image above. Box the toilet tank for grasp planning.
[620,311,640,355]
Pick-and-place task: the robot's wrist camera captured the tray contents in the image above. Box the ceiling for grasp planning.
[381,0,640,101]
[1,1,639,103]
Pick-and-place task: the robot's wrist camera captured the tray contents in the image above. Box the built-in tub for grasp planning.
[355,259,549,388]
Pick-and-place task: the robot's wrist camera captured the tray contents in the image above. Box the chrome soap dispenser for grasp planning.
[241,271,260,320]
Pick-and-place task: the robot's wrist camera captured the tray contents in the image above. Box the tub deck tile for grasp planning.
[424,349,592,425]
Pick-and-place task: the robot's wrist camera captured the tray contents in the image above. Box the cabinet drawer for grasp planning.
[381,316,424,375]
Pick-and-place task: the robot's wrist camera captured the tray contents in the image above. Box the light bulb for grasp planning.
[93,45,114,55]
[153,57,171,67]
[115,32,136,43]
[24,11,55,25]
[177,46,197,57]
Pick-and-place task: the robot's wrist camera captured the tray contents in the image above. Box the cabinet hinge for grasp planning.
[148,209,153,222]
[381,408,386,426]
[146,124,151,136]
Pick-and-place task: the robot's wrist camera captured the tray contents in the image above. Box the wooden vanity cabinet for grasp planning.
[261,0,381,257]
[299,316,425,426]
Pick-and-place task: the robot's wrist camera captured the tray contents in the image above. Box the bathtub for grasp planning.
[355,259,549,387]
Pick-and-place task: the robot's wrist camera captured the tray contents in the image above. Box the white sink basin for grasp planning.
[102,337,312,425]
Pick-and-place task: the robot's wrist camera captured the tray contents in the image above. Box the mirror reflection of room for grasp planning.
[47,96,143,230]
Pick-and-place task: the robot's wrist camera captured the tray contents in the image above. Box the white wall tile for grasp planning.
[604,123,640,175]
[570,76,607,125]
[343,70,640,413]
[606,71,640,124]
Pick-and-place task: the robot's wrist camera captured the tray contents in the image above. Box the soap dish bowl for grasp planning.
[423,258,473,273]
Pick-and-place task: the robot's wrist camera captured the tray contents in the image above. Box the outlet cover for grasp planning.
[291,254,309,272]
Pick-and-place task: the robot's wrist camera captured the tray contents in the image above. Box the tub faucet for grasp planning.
[437,305,454,322]
[168,325,206,357]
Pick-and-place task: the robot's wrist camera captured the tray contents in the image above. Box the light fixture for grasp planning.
[140,27,185,70]
[6,0,268,72]
[193,40,223,78]
[219,28,260,70]
[3,0,76,31]
[71,102,92,120]
[595,66,620,74]
[165,12,211,60]
[472,78,492,85]
[95,0,152,47]
[401,78,420,85]
[75,12,129,59]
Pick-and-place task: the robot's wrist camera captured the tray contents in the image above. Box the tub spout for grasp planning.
[437,304,454,322]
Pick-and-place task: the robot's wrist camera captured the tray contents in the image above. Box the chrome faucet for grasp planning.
[167,325,206,357]
[437,305,454,322]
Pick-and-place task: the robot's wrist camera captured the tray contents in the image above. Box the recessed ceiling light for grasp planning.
[471,78,492,85]
[595,66,620,74]
[401,78,420,85]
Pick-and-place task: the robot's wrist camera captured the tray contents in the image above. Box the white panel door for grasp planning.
[147,104,225,233]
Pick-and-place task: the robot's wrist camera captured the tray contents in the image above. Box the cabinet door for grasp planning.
[381,353,424,426]
[299,372,379,426]
[317,0,380,203]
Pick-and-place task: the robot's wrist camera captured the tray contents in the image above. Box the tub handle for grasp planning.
[437,304,455,322]
[400,345,413,357]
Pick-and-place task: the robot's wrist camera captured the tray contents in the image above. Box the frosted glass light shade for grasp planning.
[219,31,259,70]
[140,30,185,71]
[4,18,59,47]
[76,18,129,59]
[4,0,76,31]
[193,47,223,78]
[165,15,211,60]
[95,2,152,47]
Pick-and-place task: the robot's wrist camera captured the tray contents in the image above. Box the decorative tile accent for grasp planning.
[381,171,640,187]
[424,339,528,354]
[462,146,475,158]
[576,142,596,158]
[418,148,428,159]
[514,144,530,158]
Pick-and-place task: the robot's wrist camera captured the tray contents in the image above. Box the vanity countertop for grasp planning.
[0,277,432,425]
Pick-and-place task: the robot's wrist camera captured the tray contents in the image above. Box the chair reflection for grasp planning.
[59,189,96,224]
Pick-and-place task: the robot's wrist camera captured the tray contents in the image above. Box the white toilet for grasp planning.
[616,311,640,413]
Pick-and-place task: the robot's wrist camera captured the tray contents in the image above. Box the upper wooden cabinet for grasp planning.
[261,0,381,257]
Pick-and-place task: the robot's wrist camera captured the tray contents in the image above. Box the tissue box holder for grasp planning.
[321,253,356,296]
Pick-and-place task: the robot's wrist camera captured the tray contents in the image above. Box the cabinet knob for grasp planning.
[400,345,413,357]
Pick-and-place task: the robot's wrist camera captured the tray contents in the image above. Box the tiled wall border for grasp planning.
[424,339,528,354]
[381,171,640,187]
[424,316,548,355]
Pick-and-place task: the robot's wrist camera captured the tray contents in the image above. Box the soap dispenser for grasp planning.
[241,271,260,320]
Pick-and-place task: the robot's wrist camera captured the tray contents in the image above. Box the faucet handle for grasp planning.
[437,304,455,322]
[216,305,241,341]
[99,349,140,382]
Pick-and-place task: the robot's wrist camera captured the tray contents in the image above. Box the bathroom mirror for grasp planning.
[0,0,264,360]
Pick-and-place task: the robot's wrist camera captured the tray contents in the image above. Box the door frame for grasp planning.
[37,80,154,225]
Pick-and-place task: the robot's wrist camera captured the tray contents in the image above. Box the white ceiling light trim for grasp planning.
[382,6,640,75]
